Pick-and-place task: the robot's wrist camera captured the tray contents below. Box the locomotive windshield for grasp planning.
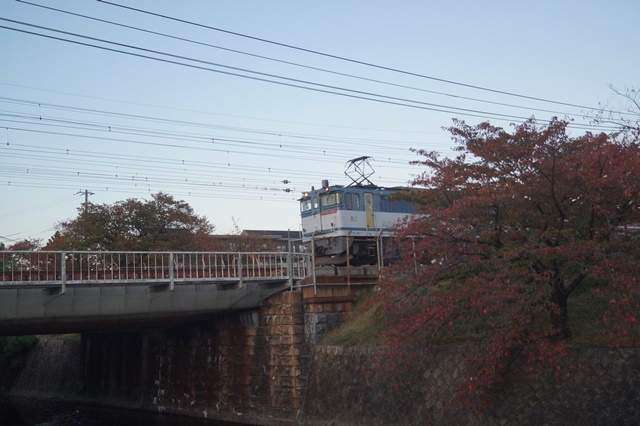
[320,191,342,207]
[300,198,312,212]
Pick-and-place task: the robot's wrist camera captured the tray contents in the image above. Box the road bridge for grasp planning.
[0,250,313,335]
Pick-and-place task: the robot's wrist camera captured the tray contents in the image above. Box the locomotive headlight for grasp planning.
[302,191,309,197]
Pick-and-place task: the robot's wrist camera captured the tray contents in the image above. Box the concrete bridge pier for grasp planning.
[80,290,312,425]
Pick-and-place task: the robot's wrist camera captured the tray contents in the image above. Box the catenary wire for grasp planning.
[0,19,556,125]
[4,19,626,130]
[96,0,635,115]
[17,0,628,121]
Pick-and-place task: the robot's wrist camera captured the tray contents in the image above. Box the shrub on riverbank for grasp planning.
[0,336,37,391]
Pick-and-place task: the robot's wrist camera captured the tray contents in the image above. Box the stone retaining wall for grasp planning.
[80,290,308,425]
[9,336,82,400]
[304,345,640,425]
[6,297,640,425]
[303,298,354,345]
[7,291,308,425]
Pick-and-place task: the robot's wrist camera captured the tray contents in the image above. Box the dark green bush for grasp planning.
[0,336,37,390]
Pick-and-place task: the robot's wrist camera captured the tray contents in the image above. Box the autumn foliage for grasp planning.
[375,118,640,408]
[46,192,215,251]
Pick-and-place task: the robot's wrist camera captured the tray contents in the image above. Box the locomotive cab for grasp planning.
[299,156,417,266]
[299,183,415,265]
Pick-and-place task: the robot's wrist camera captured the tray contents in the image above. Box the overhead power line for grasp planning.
[1,19,625,131]
[18,0,623,120]
[0,19,549,124]
[0,194,78,218]
[0,95,427,150]
[0,234,21,243]
[1,123,415,173]
[0,82,442,135]
[96,0,613,112]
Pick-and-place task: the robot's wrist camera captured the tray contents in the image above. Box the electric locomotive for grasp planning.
[299,157,416,265]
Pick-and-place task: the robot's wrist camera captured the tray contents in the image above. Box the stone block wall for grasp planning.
[303,345,465,425]
[303,345,640,425]
[9,336,83,400]
[303,298,354,345]
[6,290,316,425]
[79,290,308,425]
[6,324,640,425]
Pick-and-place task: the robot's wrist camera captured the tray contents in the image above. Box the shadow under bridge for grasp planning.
[0,250,313,336]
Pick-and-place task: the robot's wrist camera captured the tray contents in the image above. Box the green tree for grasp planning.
[45,231,62,248]
[376,117,640,408]
[47,192,215,251]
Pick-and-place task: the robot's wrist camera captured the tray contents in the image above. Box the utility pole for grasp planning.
[76,189,94,213]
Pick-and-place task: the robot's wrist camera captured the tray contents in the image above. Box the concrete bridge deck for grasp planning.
[0,250,313,335]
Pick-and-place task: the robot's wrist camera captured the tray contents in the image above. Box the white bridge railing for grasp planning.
[0,251,313,290]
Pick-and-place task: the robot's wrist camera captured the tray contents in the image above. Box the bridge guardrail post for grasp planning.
[169,252,175,291]
[60,252,66,294]
[237,253,243,287]
[287,252,293,288]
[311,240,317,296]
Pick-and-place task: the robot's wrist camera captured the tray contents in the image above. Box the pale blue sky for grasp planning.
[1,0,638,244]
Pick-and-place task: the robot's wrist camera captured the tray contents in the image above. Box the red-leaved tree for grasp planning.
[7,239,42,251]
[375,117,640,409]
[46,192,215,251]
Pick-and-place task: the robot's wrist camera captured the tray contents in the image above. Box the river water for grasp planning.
[0,397,243,426]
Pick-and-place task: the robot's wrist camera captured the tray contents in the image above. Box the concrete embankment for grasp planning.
[8,336,82,400]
